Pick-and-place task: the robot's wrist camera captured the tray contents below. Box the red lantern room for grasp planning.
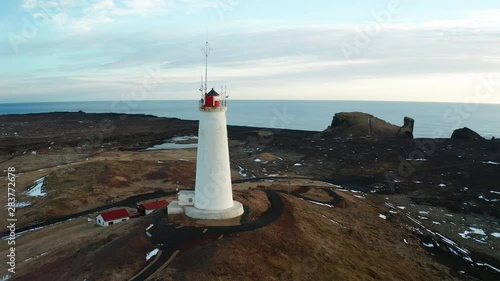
[204,88,221,107]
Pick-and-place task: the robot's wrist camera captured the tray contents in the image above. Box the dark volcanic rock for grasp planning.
[318,112,414,139]
[0,112,198,153]
[451,127,484,140]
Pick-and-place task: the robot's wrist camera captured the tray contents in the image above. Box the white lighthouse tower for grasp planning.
[168,42,244,220]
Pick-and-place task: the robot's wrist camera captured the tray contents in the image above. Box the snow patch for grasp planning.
[478,195,499,202]
[15,202,32,208]
[146,136,198,150]
[24,252,48,263]
[146,248,159,261]
[483,161,500,165]
[438,184,447,187]
[238,166,247,177]
[422,242,434,248]
[490,190,500,195]
[293,163,302,167]
[459,227,486,240]
[476,262,500,273]
[448,246,459,256]
[254,158,262,163]
[397,206,406,210]
[379,214,387,220]
[490,233,500,238]
[308,201,334,208]
[170,136,198,142]
[25,177,46,197]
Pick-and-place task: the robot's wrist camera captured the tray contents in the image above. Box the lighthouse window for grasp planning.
[189,198,193,203]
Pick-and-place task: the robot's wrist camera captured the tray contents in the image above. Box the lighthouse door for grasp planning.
[213,96,220,107]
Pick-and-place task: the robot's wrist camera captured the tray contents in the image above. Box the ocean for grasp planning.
[0,100,498,139]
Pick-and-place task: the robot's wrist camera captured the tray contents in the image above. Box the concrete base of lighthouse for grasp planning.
[185,201,244,220]
[167,191,244,220]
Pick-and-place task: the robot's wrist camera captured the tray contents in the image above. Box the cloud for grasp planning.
[19,0,176,32]
[4,3,500,103]
[18,0,234,32]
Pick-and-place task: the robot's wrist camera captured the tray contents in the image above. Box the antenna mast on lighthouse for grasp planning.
[199,69,204,100]
[202,41,212,94]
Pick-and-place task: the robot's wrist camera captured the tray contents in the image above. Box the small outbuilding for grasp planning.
[167,190,195,215]
[137,199,169,216]
[96,208,130,227]
[178,190,195,206]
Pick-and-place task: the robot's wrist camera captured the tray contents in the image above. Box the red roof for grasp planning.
[140,200,168,210]
[99,209,130,222]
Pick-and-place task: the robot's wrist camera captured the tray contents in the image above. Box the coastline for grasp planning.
[0,111,499,280]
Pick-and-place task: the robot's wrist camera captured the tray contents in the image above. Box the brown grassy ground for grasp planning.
[0,148,486,281]
[151,189,461,281]
[0,150,199,231]
[1,180,464,281]
[0,212,156,281]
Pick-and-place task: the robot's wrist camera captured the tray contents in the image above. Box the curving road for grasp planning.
[2,176,342,238]
[130,184,345,281]
[2,176,342,281]
[0,190,177,238]
[130,189,286,281]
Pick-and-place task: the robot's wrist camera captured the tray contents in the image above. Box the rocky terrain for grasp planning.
[0,111,499,281]
[317,112,414,139]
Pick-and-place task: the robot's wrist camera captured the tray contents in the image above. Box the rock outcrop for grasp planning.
[318,112,414,139]
[451,127,484,140]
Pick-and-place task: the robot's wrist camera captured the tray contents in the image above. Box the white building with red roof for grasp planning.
[137,199,169,215]
[96,208,130,227]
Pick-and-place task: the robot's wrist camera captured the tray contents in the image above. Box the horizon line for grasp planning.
[1,99,500,105]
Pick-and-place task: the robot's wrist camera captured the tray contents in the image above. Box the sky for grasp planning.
[1,0,500,103]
